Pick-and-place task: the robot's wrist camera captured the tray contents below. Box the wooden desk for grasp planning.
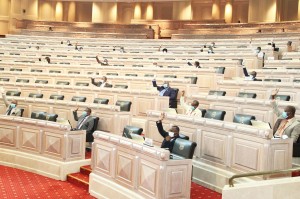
[0,115,89,180]
[89,131,192,199]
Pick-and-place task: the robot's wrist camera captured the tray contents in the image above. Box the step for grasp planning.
[67,172,90,190]
[80,165,92,176]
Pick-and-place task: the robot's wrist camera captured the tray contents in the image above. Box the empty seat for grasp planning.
[167,66,180,68]
[45,113,58,122]
[125,74,138,77]
[0,78,9,82]
[170,88,179,109]
[293,79,300,83]
[233,114,256,125]
[71,96,86,102]
[132,65,143,67]
[116,100,132,112]
[87,72,99,75]
[215,67,226,74]
[271,95,290,101]
[122,125,143,138]
[171,139,197,159]
[6,91,21,96]
[50,94,64,100]
[93,98,109,104]
[50,70,61,73]
[56,81,70,85]
[164,75,177,78]
[68,71,80,74]
[114,85,128,89]
[10,68,22,71]
[0,68,4,71]
[204,109,226,121]
[144,74,154,77]
[208,90,226,96]
[237,92,257,99]
[106,73,118,76]
[31,69,42,72]
[75,82,89,86]
[184,76,198,84]
[31,111,46,120]
[16,79,29,83]
[28,93,43,98]
[35,80,48,84]
[264,79,281,82]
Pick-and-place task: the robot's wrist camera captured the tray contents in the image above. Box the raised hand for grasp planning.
[181,90,185,97]
[271,88,279,96]
[159,112,165,121]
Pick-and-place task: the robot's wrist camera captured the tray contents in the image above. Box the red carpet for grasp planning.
[0,165,222,198]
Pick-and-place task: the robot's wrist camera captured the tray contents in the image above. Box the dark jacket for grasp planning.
[156,121,179,152]
[152,80,177,108]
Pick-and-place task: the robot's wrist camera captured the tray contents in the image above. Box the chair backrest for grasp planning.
[87,72,99,75]
[106,72,118,76]
[68,71,80,74]
[144,74,154,77]
[28,93,43,98]
[50,70,61,73]
[75,82,89,86]
[215,67,226,74]
[208,90,226,96]
[71,96,87,102]
[56,81,70,85]
[91,116,99,132]
[31,69,42,73]
[233,114,256,125]
[114,85,128,89]
[293,79,300,83]
[264,78,281,82]
[93,98,109,104]
[171,138,197,159]
[50,94,64,100]
[0,68,4,71]
[105,84,113,88]
[19,108,24,117]
[199,109,207,117]
[6,91,21,96]
[122,125,143,138]
[167,66,180,68]
[237,92,257,99]
[116,100,132,111]
[16,79,29,83]
[31,111,46,120]
[164,75,177,78]
[35,80,48,84]
[125,74,138,77]
[184,76,198,84]
[204,109,226,121]
[271,95,291,101]
[169,88,179,108]
[0,78,10,82]
[45,113,58,122]
[10,68,22,71]
[132,65,143,67]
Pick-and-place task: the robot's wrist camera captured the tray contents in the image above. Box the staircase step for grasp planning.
[80,165,92,175]
[67,172,90,190]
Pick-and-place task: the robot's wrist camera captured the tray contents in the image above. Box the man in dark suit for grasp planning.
[271,89,300,143]
[156,113,180,152]
[91,76,111,88]
[240,60,261,81]
[73,107,95,147]
[152,79,177,108]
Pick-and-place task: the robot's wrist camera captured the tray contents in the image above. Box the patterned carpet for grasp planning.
[0,165,222,199]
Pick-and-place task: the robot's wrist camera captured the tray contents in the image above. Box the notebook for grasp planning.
[251,120,272,130]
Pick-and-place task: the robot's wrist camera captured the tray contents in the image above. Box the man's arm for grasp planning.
[242,67,249,77]
[291,124,300,143]
[91,78,100,87]
[1,93,9,107]
[73,107,79,121]
[180,96,190,111]
[270,89,281,117]
[156,120,169,138]
[96,56,101,64]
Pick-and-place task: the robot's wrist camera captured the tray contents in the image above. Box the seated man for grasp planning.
[72,107,95,147]
[240,60,261,81]
[187,61,201,68]
[91,76,110,88]
[156,113,180,152]
[271,89,300,143]
[180,91,202,117]
[0,89,22,116]
[96,55,109,66]
[152,79,177,108]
